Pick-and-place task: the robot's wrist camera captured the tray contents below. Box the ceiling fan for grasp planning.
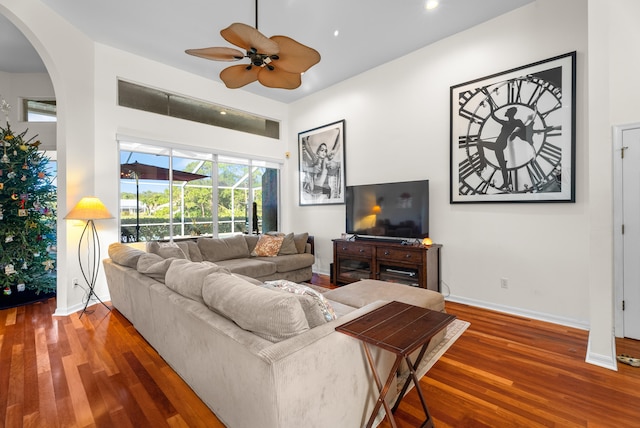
[185,1,320,90]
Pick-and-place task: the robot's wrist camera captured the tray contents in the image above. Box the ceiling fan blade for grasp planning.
[221,22,279,54]
[269,36,321,73]
[220,64,261,89]
[257,67,302,90]
[185,47,244,61]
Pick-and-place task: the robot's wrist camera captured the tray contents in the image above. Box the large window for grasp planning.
[119,140,280,242]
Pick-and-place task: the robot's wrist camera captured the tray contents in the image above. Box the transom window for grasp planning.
[23,99,57,122]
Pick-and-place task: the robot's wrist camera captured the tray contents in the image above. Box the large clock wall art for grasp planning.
[450,52,576,203]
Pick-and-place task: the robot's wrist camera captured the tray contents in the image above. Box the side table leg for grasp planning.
[393,341,430,412]
[363,344,403,428]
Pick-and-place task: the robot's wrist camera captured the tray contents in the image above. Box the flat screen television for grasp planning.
[345,180,429,240]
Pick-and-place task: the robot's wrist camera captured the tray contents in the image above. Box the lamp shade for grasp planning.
[64,196,113,220]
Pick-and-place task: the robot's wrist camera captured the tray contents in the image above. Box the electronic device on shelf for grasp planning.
[345,180,429,241]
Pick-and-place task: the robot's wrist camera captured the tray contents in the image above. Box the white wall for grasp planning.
[586,0,640,369]
[0,71,56,151]
[93,43,290,256]
[3,0,634,369]
[0,0,289,314]
[288,0,591,327]
[1,0,96,314]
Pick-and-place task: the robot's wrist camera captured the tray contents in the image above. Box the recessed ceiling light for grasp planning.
[425,0,439,10]
[334,29,340,37]
[220,111,227,115]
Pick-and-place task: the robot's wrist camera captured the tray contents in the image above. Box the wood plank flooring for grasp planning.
[1,274,639,427]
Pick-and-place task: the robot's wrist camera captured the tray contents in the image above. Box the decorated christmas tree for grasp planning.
[0,99,57,297]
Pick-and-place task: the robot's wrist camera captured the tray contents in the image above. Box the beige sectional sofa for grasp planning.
[148,232,315,283]
[103,238,446,428]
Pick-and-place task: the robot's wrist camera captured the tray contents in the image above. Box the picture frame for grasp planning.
[450,52,576,203]
[298,120,346,206]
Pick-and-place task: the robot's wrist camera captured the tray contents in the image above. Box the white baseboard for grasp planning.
[586,334,618,371]
[53,293,111,317]
[445,294,590,331]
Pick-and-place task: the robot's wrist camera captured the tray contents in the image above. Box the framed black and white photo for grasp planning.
[298,120,346,206]
[450,52,576,203]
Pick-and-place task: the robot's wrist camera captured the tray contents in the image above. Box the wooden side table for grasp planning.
[336,301,455,428]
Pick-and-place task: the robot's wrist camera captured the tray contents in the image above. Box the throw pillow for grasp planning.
[136,253,175,283]
[263,280,337,323]
[278,232,298,255]
[202,272,309,342]
[293,232,309,254]
[243,234,260,254]
[251,234,284,257]
[147,241,188,260]
[108,243,145,268]
[164,259,230,304]
[172,241,203,262]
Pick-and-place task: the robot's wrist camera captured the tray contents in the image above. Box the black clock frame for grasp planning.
[450,52,576,203]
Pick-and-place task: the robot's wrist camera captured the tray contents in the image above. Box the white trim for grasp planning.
[612,122,640,338]
[585,334,618,371]
[612,122,640,337]
[52,292,111,317]
[116,133,284,166]
[445,294,589,330]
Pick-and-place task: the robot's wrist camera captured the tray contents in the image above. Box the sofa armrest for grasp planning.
[306,235,314,255]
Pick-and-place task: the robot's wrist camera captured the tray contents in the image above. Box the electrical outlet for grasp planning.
[72,278,79,288]
[500,278,508,289]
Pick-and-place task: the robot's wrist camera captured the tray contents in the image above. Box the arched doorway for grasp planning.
[0,12,58,309]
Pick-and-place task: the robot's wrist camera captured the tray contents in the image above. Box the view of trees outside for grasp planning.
[120,148,271,242]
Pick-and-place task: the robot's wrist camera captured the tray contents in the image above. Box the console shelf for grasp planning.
[332,239,441,291]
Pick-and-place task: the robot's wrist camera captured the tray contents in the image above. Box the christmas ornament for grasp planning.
[5,235,13,242]
[17,283,25,292]
[3,286,11,296]
[42,259,54,271]
[5,264,16,275]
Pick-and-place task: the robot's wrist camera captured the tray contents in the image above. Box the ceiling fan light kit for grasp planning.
[186,21,320,90]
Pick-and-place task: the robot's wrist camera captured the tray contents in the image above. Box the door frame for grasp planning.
[613,122,640,337]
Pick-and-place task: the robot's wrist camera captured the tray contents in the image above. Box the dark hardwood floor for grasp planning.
[1,274,639,427]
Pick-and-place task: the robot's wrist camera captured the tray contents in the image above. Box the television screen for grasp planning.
[345,180,429,239]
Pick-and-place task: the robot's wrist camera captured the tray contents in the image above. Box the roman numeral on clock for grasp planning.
[508,79,523,104]
[459,134,479,149]
[526,159,546,184]
[459,152,483,181]
[539,141,562,165]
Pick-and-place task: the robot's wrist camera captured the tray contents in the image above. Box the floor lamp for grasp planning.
[64,196,114,318]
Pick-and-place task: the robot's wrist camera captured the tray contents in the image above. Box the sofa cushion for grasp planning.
[323,279,445,312]
[147,241,188,260]
[263,280,337,326]
[214,258,278,278]
[293,232,309,254]
[244,235,260,253]
[164,259,229,304]
[197,235,250,262]
[278,233,298,255]
[136,253,175,283]
[202,272,309,342]
[176,240,204,262]
[108,243,145,268]
[251,234,284,257]
[255,253,315,273]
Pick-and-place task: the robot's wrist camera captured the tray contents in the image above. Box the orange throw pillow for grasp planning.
[251,234,284,257]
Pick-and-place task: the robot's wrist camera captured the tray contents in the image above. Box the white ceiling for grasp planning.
[1,0,534,104]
